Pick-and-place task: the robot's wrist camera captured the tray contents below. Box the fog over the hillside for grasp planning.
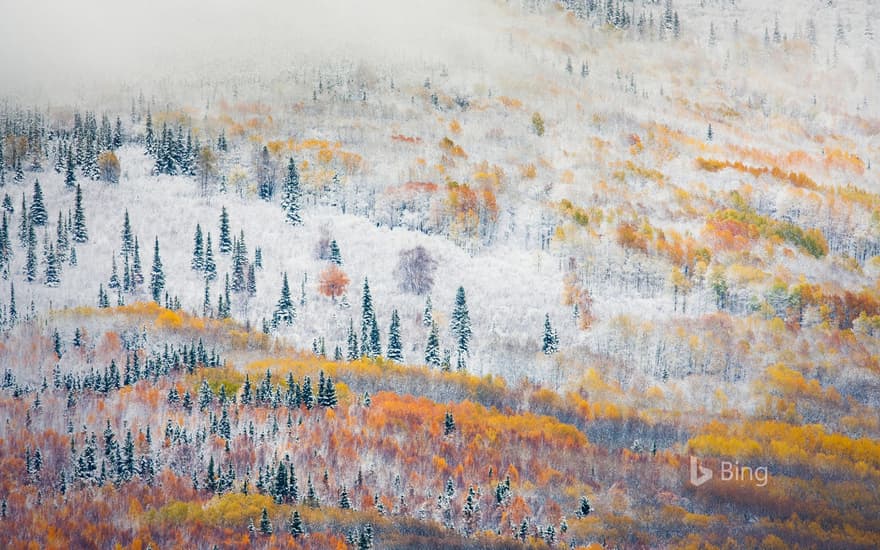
[0,0,509,101]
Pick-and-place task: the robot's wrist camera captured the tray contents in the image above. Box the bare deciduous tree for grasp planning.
[394,246,437,295]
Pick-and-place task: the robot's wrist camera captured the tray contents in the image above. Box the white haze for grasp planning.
[0,0,509,102]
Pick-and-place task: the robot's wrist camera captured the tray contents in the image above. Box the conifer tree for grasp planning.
[387,309,403,362]
[329,239,342,265]
[346,318,359,361]
[25,220,37,282]
[132,237,143,286]
[204,233,217,281]
[423,295,433,327]
[121,210,133,255]
[288,510,304,537]
[191,224,204,271]
[281,157,302,225]
[30,180,47,227]
[65,148,77,187]
[150,237,164,303]
[450,286,472,370]
[425,321,440,368]
[218,207,232,254]
[108,253,120,289]
[360,278,380,357]
[444,411,456,436]
[247,264,257,297]
[542,314,559,355]
[45,244,60,287]
[72,184,88,243]
[273,272,296,327]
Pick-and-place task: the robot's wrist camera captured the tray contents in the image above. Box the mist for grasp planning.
[0,0,508,102]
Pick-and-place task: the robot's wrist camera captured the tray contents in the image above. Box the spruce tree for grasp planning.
[288,510,304,537]
[387,309,403,362]
[542,314,559,355]
[346,318,359,361]
[132,237,143,286]
[121,210,133,255]
[273,272,295,327]
[218,207,232,254]
[65,148,77,187]
[72,184,88,243]
[423,295,433,327]
[247,264,256,297]
[150,237,164,303]
[329,239,342,265]
[360,278,379,357]
[444,411,455,435]
[281,157,302,225]
[425,321,440,368]
[45,244,60,287]
[25,220,37,282]
[30,180,47,226]
[191,224,204,271]
[204,233,217,281]
[108,253,120,289]
[450,286,472,370]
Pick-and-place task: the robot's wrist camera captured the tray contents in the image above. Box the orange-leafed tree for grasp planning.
[318,265,350,302]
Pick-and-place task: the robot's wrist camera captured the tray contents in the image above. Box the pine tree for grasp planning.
[191,224,204,271]
[121,210,133,255]
[577,495,592,517]
[203,233,217,281]
[273,272,296,327]
[542,314,559,355]
[25,220,37,283]
[360,278,380,357]
[30,180,47,226]
[329,239,342,265]
[45,243,60,287]
[150,237,164,303]
[65,147,77,187]
[425,321,440,368]
[55,211,68,263]
[281,157,302,225]
[346,318,359,361]
[706,123,713,142]
[18,195,27,248]
[132,237,143,285]
[108,253,120,289]
[444,411,455,435]
[72,185,88,243]
[339,486,351,509]
[218,207,232,254]
[387,309,403,362]
[450,286,472,370]
[288,510,304,537]
[113,116,124,149]
[247,264,256,297]
[423,295,433,327]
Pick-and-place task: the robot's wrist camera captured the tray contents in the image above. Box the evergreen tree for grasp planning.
[706,123,714,142]
[346,318,359,361]
[339,486,351,509]
[191,224,204,271]
[18,195,27,247]
[113,116,124,149]
[203,233,217,281]
[121,210,133,255]
[450,286,472,370]
[360,278,379,357]
[577,495,592,517]
[150,237,164,303]
[288,510,304,537]
[542,314,559,355]
[260,508,272,536]
[72,184,88,243]
[108,253,120,289]
[45,244,60,287]
[273,272,296,327]
[281,157,302,225]
[30,180,47,226]
[65,147,77,187]
[25,220,37,283]
[423,295,433,327]
[329,239,342,265]
[387,309,403,362]
[444,411,456,436]
[145,110,155,155]
[218,206,232,254]
[132,237,143,285]
[247,264,257,297]
[425,321,440,368]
